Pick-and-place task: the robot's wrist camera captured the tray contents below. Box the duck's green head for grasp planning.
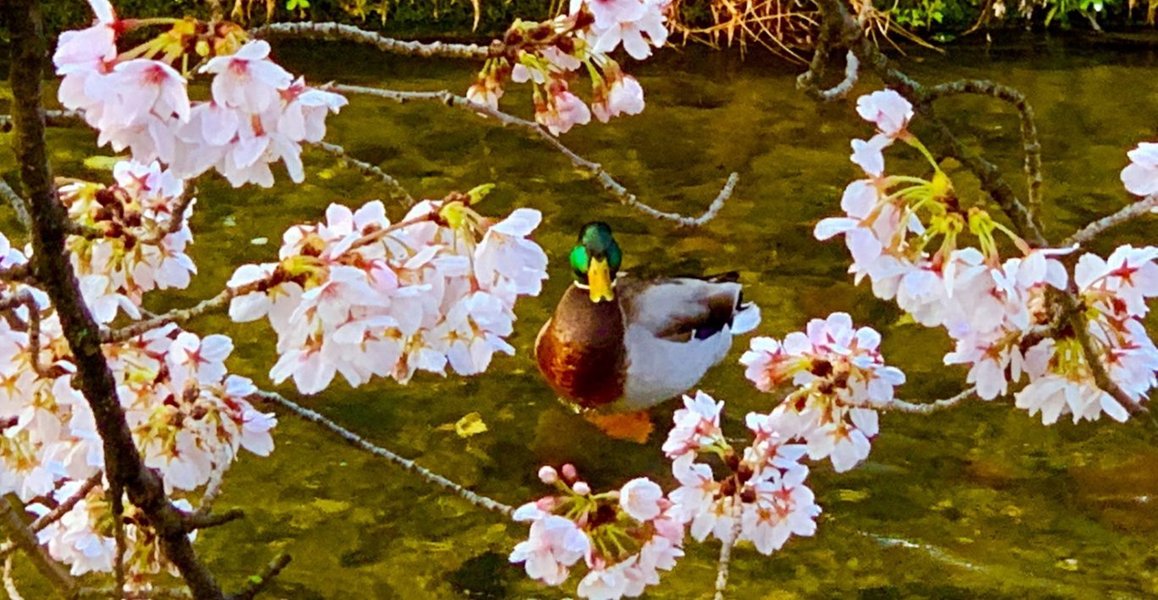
[570,222,622,303]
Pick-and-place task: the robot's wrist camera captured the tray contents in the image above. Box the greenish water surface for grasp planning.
[14,37,1158,599]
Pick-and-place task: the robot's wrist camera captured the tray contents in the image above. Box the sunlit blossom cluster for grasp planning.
[54,0,346,187]
[510,391,823,599]
[227,195,549,394]
[0,234,276,579]
[466,0,665,134]
[815,88,1157,424]
[739,314,904,472]
[510,464,684,599]
[60,160,196,324]
[664,391,821,553]
[28,481,200,585]
[1013,246,1158,424]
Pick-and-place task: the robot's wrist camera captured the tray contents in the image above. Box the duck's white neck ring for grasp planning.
[573,280,619,291]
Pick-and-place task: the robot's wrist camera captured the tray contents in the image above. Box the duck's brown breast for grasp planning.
[535,286,626,409]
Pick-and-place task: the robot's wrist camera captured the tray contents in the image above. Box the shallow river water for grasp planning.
[14,33,1158,599]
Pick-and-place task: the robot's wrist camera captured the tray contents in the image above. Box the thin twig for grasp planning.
[101,278,267,343]
[185,509,245,532]
[1064,194,1158,247]
[888,388,976,414]
[924,79,1045,217]
[0,289,46,375]
[1060,290,1145,413]
[0,110,83,134]
[799,50,859,102]
[31,473,102,533]
[3,555,24,600]
[226,552,291,600]
[0,180,32,231]
[331,84,739,227]
[313,141,415,206]
[253,390,514,517]
[250,22,494,60]
[713,517,743,600]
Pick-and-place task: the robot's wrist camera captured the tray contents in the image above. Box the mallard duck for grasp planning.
[534,222,760,441]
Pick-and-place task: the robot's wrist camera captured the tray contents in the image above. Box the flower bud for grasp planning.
[572,481,591,496]
[537,465,558,484]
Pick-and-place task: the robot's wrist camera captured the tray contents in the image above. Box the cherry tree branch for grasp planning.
[1064,194,1158,247]
[0,109,83,134]
[30,474,102,534]
[924,79,1045,214]
[312,141,415,206]
[250,22,495,60]
[712,519,743,600]
[0,180,32,230]
[252,390,514,518]
[888,388,977,414]
[330,84,739,227]
[102,278,267,343]
[3,555,24,600]
[798,50,860,102]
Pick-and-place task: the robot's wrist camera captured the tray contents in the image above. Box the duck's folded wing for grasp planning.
[621,276,759,342]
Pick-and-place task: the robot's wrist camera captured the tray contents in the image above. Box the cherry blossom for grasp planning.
[740,314,904,472]
[510,466,685,599]
[228,196,548,394]
[53,6,346,188]
[855,89,914,139]
[1121,141,1158,197]
[661,392,821,552]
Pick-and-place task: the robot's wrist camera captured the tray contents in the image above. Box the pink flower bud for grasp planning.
[561,463,578,481]
[537,465,559,484]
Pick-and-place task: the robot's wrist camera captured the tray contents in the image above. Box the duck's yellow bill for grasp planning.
[587,257,614,303]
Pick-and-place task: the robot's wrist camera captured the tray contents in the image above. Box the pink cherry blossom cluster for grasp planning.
[663,391,822,552]
[510,464,684,599]
[466,0,664,134]
[54,0,346,188]
[0,231,275,580]
[59,160,196,325]
[815,88,1157,424]
[28,481,199,584]
[227,196,548,394]
[1011,247,1158,424]
[739,314,904,472]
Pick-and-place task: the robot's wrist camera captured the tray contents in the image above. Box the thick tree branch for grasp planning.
[1064,194,1158,246]
[924,79,1044,214]
[312,141,415,206]
[253,390,514,517]
[331,84,739,227]
[4,2,225,597]
[250,22,494,60]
